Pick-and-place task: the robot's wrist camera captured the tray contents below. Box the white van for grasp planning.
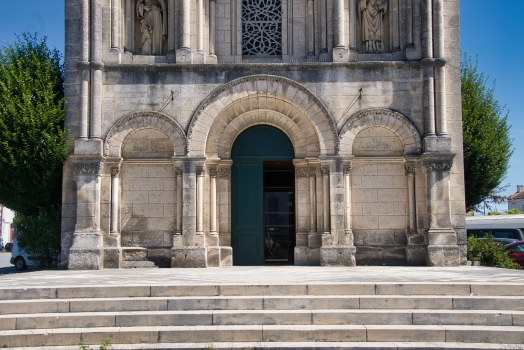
[10,239,36,271]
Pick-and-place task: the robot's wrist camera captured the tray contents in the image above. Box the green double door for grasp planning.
[231,126,294,265]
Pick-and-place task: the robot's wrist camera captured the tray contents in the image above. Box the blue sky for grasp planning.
[1,0,523,212]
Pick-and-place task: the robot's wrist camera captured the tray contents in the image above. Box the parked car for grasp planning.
[10,239,35,271]
[505,241,524,268]
[467,228,524,241]
[4,242,12,252]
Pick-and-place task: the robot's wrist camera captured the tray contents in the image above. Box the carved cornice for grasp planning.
[405,164,416,175]
[343,164,352,174]
[104,111,186,157]
[218,167,230,178]
[111,166,121,177]
[321,166,330,175]
[186,74,339,155]
[308,167,317,176]
[74,162,104,176]
[424,159,453,172]
[295,167,308,178]
[340,108,422,155]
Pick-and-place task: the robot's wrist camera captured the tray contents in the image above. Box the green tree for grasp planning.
[0,33,66,217]
[462,54,513,212]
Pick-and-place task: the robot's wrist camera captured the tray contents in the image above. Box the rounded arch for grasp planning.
[339,109,422,156]
[104,111,186,158]
[187,74,339,157]
[231,125,295,158]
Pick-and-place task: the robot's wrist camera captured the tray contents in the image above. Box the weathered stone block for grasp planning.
[320,246,356,266]
[171,247,207,268]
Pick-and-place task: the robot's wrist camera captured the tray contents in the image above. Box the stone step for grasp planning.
[2,325,524,347]
[6,342,524,350]
[121,261,158,268]
[1,309,523,330]
[2,283,524,300]
[2,295,524,314]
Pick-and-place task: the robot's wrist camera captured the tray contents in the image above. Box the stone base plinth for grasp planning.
[103,247,121,269]
[207,247,220,267]
[308,246,320,266]
[74,139,104,156]
[426,245,460,267]
[406,245,426,266]
[424,135,452,153]
[176,48,192,64]
[320,246,356,266]
[68,248,103,270]
[219,246,233,266]
[171,247,207,268]
[332,47,349,62]
[294,246,308,266]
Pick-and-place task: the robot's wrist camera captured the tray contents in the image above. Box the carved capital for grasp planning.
[405,164,416,175]
[111,166,121,177]
[174,167,183,176]
[209,167,218,178]
[195,165,205,176]
[295,167,308,178]
[218,167,230,178]
[308,167,317,176]
[74,162,104,176]
[343,164,352,175]
[321,165,330,175]
[424,159,453,172]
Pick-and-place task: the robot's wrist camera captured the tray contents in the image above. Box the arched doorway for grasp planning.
[231,125,295,265]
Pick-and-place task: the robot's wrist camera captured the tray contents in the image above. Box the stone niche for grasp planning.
[351,126,408,265]
[120,128,176,267]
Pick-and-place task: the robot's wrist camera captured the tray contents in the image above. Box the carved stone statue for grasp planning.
[136,0,167,55]
[358,0,388,53]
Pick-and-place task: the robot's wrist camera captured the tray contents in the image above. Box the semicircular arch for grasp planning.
[104,111,186,158]
[339,109,422,156]
[187,74,339,157]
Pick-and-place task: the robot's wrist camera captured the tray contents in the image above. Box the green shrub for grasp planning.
[506,208,523,215]
[14,207,61,268]
[467,235,521,269]
[487,211,503,215]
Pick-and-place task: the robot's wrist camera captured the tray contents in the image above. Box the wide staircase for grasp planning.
[1,282,524,349]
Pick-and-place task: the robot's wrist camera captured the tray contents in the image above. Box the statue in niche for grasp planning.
[136,0,167,55]
[358,0,388,53]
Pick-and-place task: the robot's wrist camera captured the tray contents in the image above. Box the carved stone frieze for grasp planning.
[104,111,186,157]
[111,166,121,177]
[295,167,308,178]
[218,167,230,178]
[186,75,339,155]
[74,162,104,176]
[424,159,453,172]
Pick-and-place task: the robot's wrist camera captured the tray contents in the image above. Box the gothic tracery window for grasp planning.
[242,0,282,56]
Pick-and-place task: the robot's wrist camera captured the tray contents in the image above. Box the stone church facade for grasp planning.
[63,0,465,269]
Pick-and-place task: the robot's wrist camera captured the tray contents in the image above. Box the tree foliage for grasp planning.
[0,33,67,217]
[462,54,513,212]
[467,235,521,269]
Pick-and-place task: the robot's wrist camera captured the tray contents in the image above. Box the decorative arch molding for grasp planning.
[339,109,422,156]
[211,110,313,159]
[187,74,339,156]
[104,111,186,157]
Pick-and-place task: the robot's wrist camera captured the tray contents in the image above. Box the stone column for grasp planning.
[196,165,205,235]
[319,0,328,55]
[172,160,207,267]
[110,166,120,233]
[294,163,309,266]
[105,165,122,269]
[405,0,418,60]
[125,0,134,52]
[432,0,447,137]
[79,0,90,140]
[321,165,330,235]
[308,0,315,56]
[332,0,349,62]
[209,0,217,59]
[175,167,183,235]
[176,0,193,63]
[307,166,320,265]
[168,0,176,54]
[111,0,119,50]
[218,162,233,266]
[405,163,424,265]
[421,0,433,59]
[207,166,220,266]
[91,0,102,141]
[343,164,352,234]
[195,0,205,63]
[68,159,105,270]
[349,0,358,61]
[423,66,436,137]
[424,156,460,266]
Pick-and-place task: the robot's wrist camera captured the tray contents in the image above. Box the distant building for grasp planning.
[509,185,524,213]
[0,205,15,243]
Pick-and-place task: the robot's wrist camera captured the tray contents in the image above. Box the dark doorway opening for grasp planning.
[263,160,295,265]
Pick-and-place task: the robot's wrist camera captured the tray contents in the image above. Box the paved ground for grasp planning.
[0,265,522,288]
[0,251,18,274]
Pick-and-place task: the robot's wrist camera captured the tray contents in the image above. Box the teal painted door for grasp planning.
[231,126,294,266]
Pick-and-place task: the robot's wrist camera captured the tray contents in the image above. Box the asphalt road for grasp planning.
[0,251,16,274]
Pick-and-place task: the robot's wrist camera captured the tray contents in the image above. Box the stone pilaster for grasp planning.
[68,158,105,270]
[424,155,460,266]
[405,162,425,265]
[176,0,193,63]
[293,160,309,266]
[217,161,233,266]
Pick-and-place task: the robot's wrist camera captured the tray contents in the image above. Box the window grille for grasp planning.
[242,0,282,56]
